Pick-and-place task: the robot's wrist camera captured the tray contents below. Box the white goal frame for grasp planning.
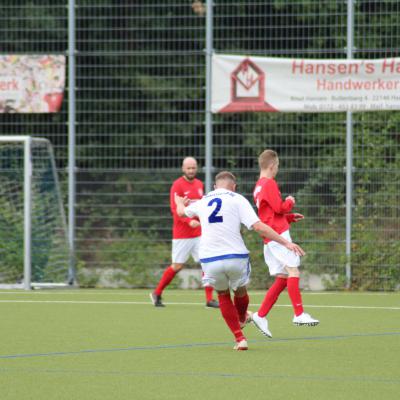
[0,136,70,290]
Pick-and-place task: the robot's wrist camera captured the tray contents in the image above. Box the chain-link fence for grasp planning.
[0,1,399,290]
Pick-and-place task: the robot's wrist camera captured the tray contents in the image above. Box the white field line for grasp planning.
[0,290,397,296]
[0,299,399,310]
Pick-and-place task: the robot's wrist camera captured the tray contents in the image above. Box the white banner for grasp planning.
[212,54,400,113]
[0,55,65,113]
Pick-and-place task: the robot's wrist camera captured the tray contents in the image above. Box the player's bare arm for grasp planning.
[291,213,304,222]
[175,194,201,228]
[175,193,187,217]
[283,242,305,257]
[252,221,305,256]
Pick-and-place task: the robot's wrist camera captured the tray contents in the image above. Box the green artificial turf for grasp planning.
[0,289,399,400]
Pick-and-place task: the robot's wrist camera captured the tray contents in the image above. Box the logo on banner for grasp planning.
[0,55,65,113]
[219,58,277,112]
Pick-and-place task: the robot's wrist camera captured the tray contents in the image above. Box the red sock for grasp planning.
[258,277,287,317]
[218,293,245,342]
[287,277,304,316]
[234,293,249,323]
[154,266,176,296]
[204,285,214,302]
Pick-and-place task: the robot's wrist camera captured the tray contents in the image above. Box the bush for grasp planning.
[77,228,182,288]
[0,196,24,281]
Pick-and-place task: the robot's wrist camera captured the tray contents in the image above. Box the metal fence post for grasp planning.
[205,0,214,193]
[23,137,32,290]
[68,0,76,283]
[345,0,355,288]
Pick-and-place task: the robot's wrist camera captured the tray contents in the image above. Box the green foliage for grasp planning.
[100,229,170,288]
[75,260,100,288]
[351,219,400,290]
[2,1,399,290]
[78,226,182,289]
[0,196,24,280]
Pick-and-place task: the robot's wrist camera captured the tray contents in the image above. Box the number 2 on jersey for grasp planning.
[207,198,223,223]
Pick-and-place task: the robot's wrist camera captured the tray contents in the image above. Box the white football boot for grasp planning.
[251,312,272,338]
[233,339,248,351]
[293,312,319,326]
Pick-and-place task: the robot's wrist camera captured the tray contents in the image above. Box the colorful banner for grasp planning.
[0,55,65,113]
[212,54,400,113]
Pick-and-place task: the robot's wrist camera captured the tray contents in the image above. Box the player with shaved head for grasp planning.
[150,157,218,308]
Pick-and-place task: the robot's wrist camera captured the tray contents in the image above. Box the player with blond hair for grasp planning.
[252,150,319,336]
[175,171,305,350]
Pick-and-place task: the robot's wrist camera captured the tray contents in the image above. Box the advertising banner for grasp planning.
[0,55,65,113]
[212,54,400,113]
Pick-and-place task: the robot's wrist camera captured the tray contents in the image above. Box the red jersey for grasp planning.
[170,176,204,239]
[253,177,295,243]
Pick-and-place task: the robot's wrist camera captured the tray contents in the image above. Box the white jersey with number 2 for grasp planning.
[184,188,260,263]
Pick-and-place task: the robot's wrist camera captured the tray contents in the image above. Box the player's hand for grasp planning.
[286,242,305,256]
[174,193,190,206]
[286,195,295,204]
[189,220,200,228]
[292,213,304,222]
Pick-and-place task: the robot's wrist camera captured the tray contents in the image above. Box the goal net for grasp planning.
[0,136,70,289]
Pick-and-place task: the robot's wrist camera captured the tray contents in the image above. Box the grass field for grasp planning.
[0,289,399,400]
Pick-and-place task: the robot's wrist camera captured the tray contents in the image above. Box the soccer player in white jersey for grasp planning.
[175,171,305,351]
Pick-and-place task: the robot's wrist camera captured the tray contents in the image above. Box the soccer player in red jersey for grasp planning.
[251,149,319,336]
[150,157,218,308]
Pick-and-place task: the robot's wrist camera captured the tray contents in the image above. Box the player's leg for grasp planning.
[285,265,319,326]
[257,275,287,315]
[204,283,218,307]
[276,232,318,325]
[191,238,219,308]
[217,289,247,350]
[265,231,318,325]
[152,262,183,295]
[257,245,288,318]
[202,260,247,350]
[150,239,189,307]
[252,245,287,337]
[266,231,318,323]
[233,286,251,328]
[276,231,318,325]
[253,246,286,333]
[229,258,251,328]
[285,265,303,316]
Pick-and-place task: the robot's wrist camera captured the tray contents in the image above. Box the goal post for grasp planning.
[0,136,71,290]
